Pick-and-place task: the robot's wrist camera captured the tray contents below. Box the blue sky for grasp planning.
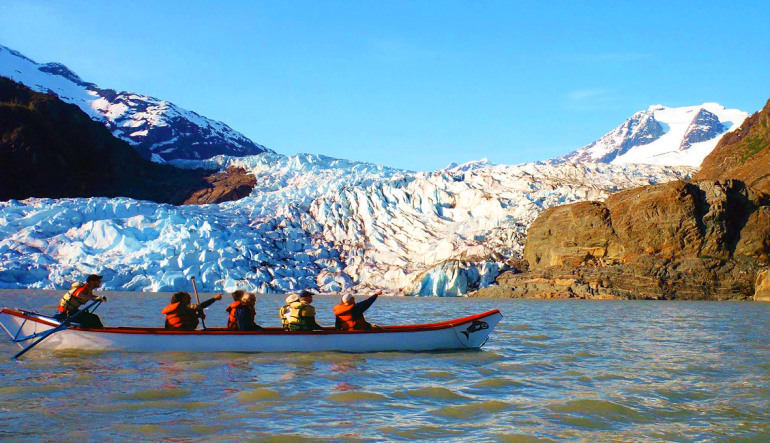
[1,1,768,171]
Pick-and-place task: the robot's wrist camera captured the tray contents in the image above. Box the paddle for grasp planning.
[190,276,206,330]
[12,299,102,360]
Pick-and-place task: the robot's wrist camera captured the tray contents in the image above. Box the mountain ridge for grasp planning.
[0,44,269,162]
[0,76,256,204]
[560,103,748,166]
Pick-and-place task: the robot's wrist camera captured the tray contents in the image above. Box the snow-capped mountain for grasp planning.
[0,45,268,162]
[561,103,748,166]
[0,152,693,295]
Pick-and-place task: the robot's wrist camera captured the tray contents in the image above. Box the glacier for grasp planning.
[0,152,693,295]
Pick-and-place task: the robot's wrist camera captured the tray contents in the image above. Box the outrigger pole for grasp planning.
[190,277,206,330]
[12,299,102,360]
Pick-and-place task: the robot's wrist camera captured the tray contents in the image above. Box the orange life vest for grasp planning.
[226,301,242,330]
[162,302,197,330]
[333,303,368,331]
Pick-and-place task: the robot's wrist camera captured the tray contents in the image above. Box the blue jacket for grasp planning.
[235,305,262,331]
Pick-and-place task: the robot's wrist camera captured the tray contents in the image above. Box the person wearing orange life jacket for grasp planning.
[333,290,381,331]
[232,292,262,331]
[225,290,246,330]
[162,291,222,330]
[54,274,106,329]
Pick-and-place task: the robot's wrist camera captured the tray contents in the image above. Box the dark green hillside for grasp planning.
[0,76,215,203]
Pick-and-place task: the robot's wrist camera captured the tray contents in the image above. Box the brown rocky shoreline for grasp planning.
[472,178,770,301]
[470,257,765,300]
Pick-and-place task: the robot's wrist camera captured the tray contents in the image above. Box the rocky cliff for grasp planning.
[696,99,770,193]
[474,179,770,300]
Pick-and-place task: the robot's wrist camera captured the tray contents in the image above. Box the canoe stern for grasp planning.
[0,308,60,348]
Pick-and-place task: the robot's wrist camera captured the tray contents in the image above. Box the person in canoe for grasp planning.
[54,274,106,328]
[225,289,246,329]
[162,291,222,330]
[279,294,299,330]
[228,291,262,331]
[333,290,382,331]
[285,290,324,331]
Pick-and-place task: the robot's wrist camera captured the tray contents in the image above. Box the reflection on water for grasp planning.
[0,290,769,440]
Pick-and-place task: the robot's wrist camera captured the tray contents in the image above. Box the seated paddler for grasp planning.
[225,289,246,329]
[162,291,222,330]
[230,292,262,331]
[333,290,381,331]
[285,290,324,331]
[54,274,106,329]
[279,294,299,329]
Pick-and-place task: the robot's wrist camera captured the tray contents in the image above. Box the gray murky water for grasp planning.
[1,290,769,441]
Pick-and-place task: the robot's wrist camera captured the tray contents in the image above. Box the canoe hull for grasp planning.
[0,308,502,353]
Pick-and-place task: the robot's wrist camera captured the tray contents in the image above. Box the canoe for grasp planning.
[0,307,502,353]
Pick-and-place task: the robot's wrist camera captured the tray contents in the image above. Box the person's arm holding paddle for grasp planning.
[189,276,222,329]
[192,293,223,318]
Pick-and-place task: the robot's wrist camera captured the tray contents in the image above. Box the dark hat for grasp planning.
[86,274,103,282]
[299,290,314,298]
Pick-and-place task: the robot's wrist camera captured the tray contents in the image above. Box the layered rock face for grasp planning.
[696,99,770,193]
[475,179,770,300]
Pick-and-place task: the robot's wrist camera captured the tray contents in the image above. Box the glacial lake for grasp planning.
[0,290,769,441]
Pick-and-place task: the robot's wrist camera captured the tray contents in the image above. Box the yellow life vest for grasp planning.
[279,305,291,327]
[285,301,316,330]
[58,282,91,313]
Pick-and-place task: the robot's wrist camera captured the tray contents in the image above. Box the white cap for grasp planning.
[341,293,354,304]
[285,294,299,304]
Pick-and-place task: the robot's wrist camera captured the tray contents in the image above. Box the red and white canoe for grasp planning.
[0,308,502,353]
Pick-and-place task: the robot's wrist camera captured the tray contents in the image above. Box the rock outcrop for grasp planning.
[696,99,770,193]
[754,269,770,301]
[680,108,725,150]
[181,167,257,205]
[474,179,770,300]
